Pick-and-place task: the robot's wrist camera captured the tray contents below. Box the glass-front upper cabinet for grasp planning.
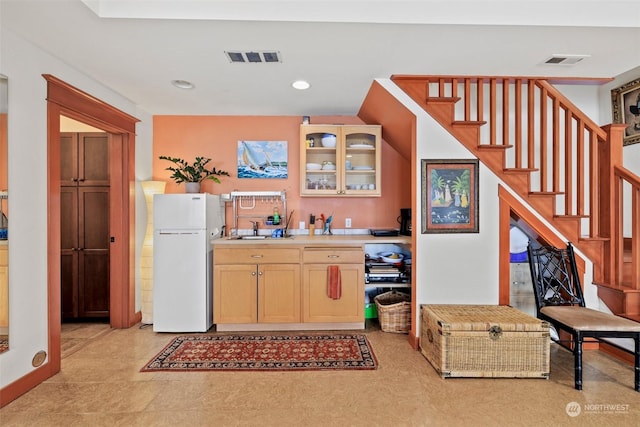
[300,124,381,197]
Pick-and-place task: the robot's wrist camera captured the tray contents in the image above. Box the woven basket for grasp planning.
[374,291,411,333]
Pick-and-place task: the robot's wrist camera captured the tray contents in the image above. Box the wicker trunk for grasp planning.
[420,304,550,378]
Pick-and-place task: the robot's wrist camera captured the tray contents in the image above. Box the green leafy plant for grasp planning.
[159,156,230,184]
[451,170,470,195]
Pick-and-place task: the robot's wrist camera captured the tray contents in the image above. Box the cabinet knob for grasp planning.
[251,271,257,276]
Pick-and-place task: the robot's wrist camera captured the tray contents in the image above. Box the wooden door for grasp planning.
[213,264,258,324]
[79,133,109,186]
[302,263,364,323]
[258,264,301,323]
[78,187,110,317]
[60,187,79,319]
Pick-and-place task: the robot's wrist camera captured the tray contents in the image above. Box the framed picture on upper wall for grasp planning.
[611,77,640,146]
[237,140,288,178]
[421,159,479,234]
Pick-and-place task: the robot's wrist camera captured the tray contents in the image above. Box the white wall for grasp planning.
[376,80,501,318]
[0,27,153,389]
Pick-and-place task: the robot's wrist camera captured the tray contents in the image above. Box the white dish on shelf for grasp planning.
[348,144,373,148]
[306,163,322,170]
[378,252,405,264]
[352,165,373,170]
[321,164,336,170]
[321,134,337,148]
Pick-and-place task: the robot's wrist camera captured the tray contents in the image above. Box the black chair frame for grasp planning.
[527,242,640,392]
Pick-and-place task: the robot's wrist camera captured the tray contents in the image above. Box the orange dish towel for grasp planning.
[327,265,342,300]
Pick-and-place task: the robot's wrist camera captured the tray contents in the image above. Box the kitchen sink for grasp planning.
[229,235,294,240]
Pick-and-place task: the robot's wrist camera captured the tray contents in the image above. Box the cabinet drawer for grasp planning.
[303,248,363,264]
[215,248,300,264]
[0,246,7,266]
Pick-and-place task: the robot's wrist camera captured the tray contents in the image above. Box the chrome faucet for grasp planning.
[250,221,259,236]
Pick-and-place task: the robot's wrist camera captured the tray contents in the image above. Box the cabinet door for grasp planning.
[342,126,381,197]
[300,125,342,196]
[79,133,109,186]
[60,187,79,319]
[258,264,301,323]
[78,187,110,317]
[60,133,79,186]
[302,263,364,323]
[214,264,258,323]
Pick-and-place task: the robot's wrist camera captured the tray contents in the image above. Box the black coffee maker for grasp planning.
[398,208,411,236]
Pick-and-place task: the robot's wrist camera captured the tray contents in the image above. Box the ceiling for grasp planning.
[2,1,639,116]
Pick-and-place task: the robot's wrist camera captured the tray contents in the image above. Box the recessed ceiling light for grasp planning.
[292,80,310,90]
[171,80,194,89]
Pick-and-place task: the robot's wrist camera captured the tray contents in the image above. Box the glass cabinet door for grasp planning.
[343,126,380,196]
[300,125,341,196]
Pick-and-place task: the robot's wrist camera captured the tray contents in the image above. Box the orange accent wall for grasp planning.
[153,115,411,231]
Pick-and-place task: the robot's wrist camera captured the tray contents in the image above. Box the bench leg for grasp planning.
[573,332,583,391]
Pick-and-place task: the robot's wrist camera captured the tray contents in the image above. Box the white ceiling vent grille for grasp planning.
[543,54,590,66]
[225,51,282,63]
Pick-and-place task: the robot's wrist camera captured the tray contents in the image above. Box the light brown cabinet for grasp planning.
[60,132,110,320]
[300,125,381,197]
[213,247,301,324]
[302,247,365,323]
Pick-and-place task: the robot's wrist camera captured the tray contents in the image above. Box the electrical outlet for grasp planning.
[299,221,305,229]
[345,218,352,228]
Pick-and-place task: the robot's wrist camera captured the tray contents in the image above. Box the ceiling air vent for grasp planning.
[225,51,282,63]
[543,54,590,66]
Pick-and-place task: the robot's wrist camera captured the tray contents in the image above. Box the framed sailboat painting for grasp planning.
[237,141,288,178]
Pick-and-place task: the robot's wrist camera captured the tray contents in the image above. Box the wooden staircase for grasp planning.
[391,75,640,320]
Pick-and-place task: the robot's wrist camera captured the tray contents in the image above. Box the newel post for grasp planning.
[598,124,626,284]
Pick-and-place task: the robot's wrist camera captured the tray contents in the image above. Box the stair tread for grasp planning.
[426,97,460,103]
[577,236,610,242]
[504,167,539,173]
[478,144,513,150]
[528,191,564,196]
[452,120,487,126]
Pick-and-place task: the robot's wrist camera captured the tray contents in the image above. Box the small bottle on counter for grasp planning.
[273,207,280,225]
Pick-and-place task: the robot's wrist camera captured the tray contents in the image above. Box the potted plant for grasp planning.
[159,156,230,193]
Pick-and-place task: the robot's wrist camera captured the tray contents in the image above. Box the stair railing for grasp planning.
[402,75,638,290]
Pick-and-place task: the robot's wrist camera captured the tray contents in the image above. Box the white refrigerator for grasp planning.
[153,193,225,332]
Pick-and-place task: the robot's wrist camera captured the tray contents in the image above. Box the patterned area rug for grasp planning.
[141,334,378,372]
[0,336,8,353]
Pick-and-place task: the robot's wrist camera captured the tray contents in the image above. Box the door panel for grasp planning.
[258,264,301,323]
[79,252,109,316]
[80,133,109,185]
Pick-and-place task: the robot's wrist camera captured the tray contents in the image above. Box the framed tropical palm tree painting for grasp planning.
[421,159,479,233]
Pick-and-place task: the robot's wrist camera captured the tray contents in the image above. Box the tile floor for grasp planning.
[1,321,639,426]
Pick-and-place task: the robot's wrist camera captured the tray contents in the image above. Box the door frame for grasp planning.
[45,75,139,369]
